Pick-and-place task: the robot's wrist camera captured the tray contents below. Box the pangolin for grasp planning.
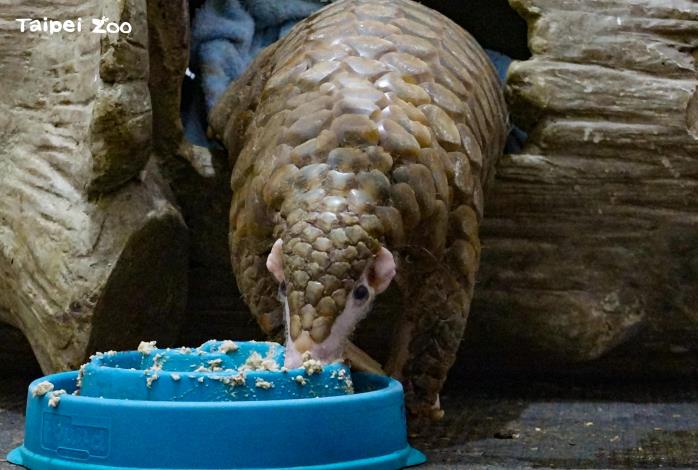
[209,0,508,419]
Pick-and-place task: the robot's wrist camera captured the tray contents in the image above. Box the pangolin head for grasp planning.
[265,163,396,368]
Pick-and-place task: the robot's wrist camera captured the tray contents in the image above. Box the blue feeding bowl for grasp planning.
[8,341,426,470]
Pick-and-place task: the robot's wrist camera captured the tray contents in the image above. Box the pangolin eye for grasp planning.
[353,285,369,301]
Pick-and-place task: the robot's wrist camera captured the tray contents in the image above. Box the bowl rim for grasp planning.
[29,370,403,409]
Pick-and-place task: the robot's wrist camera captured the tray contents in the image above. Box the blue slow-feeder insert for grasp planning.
[80,340,355,401]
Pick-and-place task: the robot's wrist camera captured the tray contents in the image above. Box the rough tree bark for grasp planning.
[460,0,698,375]
[0,0,189,373]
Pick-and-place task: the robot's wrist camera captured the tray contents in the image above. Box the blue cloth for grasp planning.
[485,49,512,84]
[184,0,331,147]
[191,0,330,111]
[485,49,528,153]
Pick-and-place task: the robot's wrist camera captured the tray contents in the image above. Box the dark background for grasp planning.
[420,0,530,59]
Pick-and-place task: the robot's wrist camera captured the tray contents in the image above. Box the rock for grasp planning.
[461,0,698,372]
[0,0,188,372]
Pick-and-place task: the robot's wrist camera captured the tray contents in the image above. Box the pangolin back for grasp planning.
[210,0,509,342]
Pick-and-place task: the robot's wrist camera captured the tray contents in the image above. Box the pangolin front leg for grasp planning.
[386,236,479,423]
[209,0,508,421]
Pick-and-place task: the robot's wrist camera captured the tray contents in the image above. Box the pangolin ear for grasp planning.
[368,247,396,294]
[266,239,285,283]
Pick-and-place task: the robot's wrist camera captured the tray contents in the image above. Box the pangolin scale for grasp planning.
[210,0,508,419]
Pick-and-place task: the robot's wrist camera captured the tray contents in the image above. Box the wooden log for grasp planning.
[460,0,698,371]
[0,0,189,373]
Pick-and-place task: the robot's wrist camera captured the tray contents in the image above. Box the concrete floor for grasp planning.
[415,375,698,469]
[0,377,28,470]
[2,371,698,469]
